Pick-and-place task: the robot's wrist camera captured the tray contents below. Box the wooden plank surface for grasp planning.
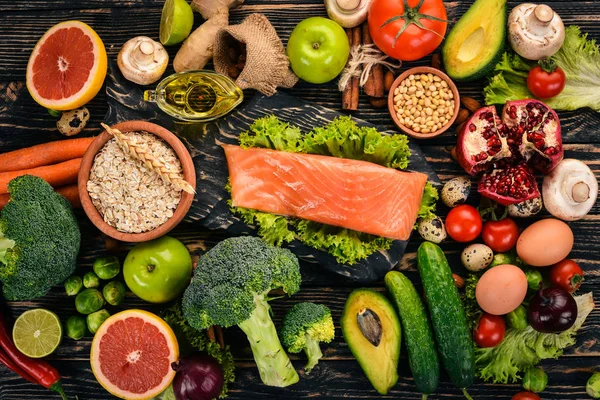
[1,0,600,399]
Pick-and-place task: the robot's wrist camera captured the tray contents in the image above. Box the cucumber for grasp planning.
[417,242,475,394]
[385,271,440,398]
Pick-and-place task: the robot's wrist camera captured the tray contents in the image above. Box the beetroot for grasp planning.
[456,99,563,205]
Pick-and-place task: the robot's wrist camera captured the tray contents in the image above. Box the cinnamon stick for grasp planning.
[362,23,385,98]
[341,28,354,110]
[349,26,361,110]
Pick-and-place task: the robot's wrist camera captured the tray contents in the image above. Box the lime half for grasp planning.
[13,309,62,358]
[160,0,194,46]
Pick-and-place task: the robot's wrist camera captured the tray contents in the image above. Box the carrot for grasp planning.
[0,158,82,194]
[0,137,93,173]
[0,184,81,210]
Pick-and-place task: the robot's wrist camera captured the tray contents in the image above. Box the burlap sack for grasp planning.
[214,13,298,96]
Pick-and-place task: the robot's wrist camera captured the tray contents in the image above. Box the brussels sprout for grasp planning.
[507,305,528,330]
[65,315,87,340]
[489,253,515,268]
[522,366,548,393]
[525,268,543,291]
[103,281,126,306]
[87,309,110,334]
[83,271,100,289]
[64,276,83,296]
[75,288,105,315]
[587,372,600,398]
[93,256,120,280]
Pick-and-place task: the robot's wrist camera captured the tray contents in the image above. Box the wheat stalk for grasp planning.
[101,123,195,194]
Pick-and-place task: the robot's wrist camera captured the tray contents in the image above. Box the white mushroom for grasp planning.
[543,159,598,221]
[324,0,373,28]
[117,37,169,85]
[508,3,565,60]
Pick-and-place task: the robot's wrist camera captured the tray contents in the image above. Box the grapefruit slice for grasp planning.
[90,310,179,399]
[26,21,107,111]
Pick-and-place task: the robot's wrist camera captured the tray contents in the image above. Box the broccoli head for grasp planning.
[0,175,80,300]
[182,236,301,387]
[280,302,334,374]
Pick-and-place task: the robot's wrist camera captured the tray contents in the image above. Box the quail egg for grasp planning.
[418,216,447,244]
[461,243,494,272]
[57,107,90,136]
[441,177,471,208]
[507,197,543,218]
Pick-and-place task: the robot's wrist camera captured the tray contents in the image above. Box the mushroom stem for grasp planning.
[131,40,156,66]
[337,0,360,10]
[527,5,554,34]
[572,181,590,203]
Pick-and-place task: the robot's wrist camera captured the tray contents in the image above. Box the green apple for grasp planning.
[123,236,192,303]
[286,17,350,84]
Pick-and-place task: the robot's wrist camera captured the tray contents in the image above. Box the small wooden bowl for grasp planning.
[388,66,460,139]
[78,121,196,242]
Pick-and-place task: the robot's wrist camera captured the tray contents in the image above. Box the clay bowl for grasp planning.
[78,121,196,242]
[388,66,460,139]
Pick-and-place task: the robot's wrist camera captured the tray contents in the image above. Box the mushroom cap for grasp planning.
[543,159,598,221]
[117,36,169,85]
[325,0,373,28]
[508,3,565,60]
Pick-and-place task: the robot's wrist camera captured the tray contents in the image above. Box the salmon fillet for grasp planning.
[223,144,428,241]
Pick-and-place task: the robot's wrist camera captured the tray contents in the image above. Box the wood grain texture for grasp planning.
[1,0,600,398]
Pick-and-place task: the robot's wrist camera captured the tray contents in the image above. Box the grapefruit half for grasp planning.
[90,310,179,399]
[26,21,107,110]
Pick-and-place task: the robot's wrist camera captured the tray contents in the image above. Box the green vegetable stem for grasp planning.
[65,315,87,340]
[87,309,110,334]
[75,288,105,315]
[83,271,101,289]
[93,256,120,280]
[522,367,548,393]
[103,281,126,306]
[64,276,83,296]
[506,306,528,330]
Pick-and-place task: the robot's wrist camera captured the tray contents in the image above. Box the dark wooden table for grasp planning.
[1,0,599,399]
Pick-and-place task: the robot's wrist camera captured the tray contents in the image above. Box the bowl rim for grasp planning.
[387,66,460,140]
[78,121,196,242]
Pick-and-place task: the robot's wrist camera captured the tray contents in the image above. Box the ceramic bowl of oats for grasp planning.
[78,121,196,242]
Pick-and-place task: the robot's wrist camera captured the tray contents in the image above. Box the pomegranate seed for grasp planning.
[469,124,476,132]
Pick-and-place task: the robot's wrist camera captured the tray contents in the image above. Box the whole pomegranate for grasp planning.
[456,99,562,205]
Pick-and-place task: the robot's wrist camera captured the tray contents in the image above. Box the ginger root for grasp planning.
[173,0,243,72]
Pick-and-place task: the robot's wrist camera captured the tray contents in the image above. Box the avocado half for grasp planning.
[442,0,508,82]
[341,289,401,395]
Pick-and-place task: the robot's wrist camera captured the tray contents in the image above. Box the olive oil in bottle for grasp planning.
[143,70,243,122]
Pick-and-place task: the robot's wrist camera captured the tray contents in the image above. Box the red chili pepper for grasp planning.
[0,346,37,384]
[0,310,67,399]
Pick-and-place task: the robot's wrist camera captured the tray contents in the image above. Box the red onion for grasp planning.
[171,354,224,400]
[528,286,578,333]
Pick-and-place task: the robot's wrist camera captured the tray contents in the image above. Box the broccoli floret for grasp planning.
[0,175,80,300]
[182,236,301,387]
[280,302,334,374]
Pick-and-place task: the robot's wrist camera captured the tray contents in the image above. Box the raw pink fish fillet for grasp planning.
[222,144,428,241]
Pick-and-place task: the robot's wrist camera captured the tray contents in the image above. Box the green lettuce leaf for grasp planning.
[475,292,594,384]
[485,26,600,111]
[462,274,482,331]
[228,115,435,265]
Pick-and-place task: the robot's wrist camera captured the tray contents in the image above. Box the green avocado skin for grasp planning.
[442,0,507,82]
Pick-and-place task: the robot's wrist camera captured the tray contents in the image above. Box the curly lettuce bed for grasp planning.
[226,115,438,265]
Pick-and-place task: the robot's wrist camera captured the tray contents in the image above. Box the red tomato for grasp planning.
[527,65,566,99]
[445,205,482,242]
[367,0,447,61]
[550,259,584,293]
[482,218,519,253]
[512,392,541,400]
[473,313,506,348]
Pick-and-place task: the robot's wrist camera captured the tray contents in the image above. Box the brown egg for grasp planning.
[476,264,528,315]
[516,219,574,267]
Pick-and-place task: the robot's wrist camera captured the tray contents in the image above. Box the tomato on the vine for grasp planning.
[527,65,566,99]
[482,218,519,253]
[445,204,482,242]
[512,392,541,400]
[473,313,506,348]
[550,259,584,293]
[367,0,447,61]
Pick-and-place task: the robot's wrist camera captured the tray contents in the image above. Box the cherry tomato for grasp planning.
[473,313,506,348]
[550,259,584,293]
[527,65,566,99]
[445,205,482,242]
[368,0,447,61]
[512,392,541,400]
[482,218,519,253]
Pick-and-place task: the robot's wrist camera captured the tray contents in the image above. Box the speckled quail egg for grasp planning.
[461,243,494,272]
[418,216,447,244]
[57,107,90,136]
[507,197,543,218]
[441,177,471,208]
